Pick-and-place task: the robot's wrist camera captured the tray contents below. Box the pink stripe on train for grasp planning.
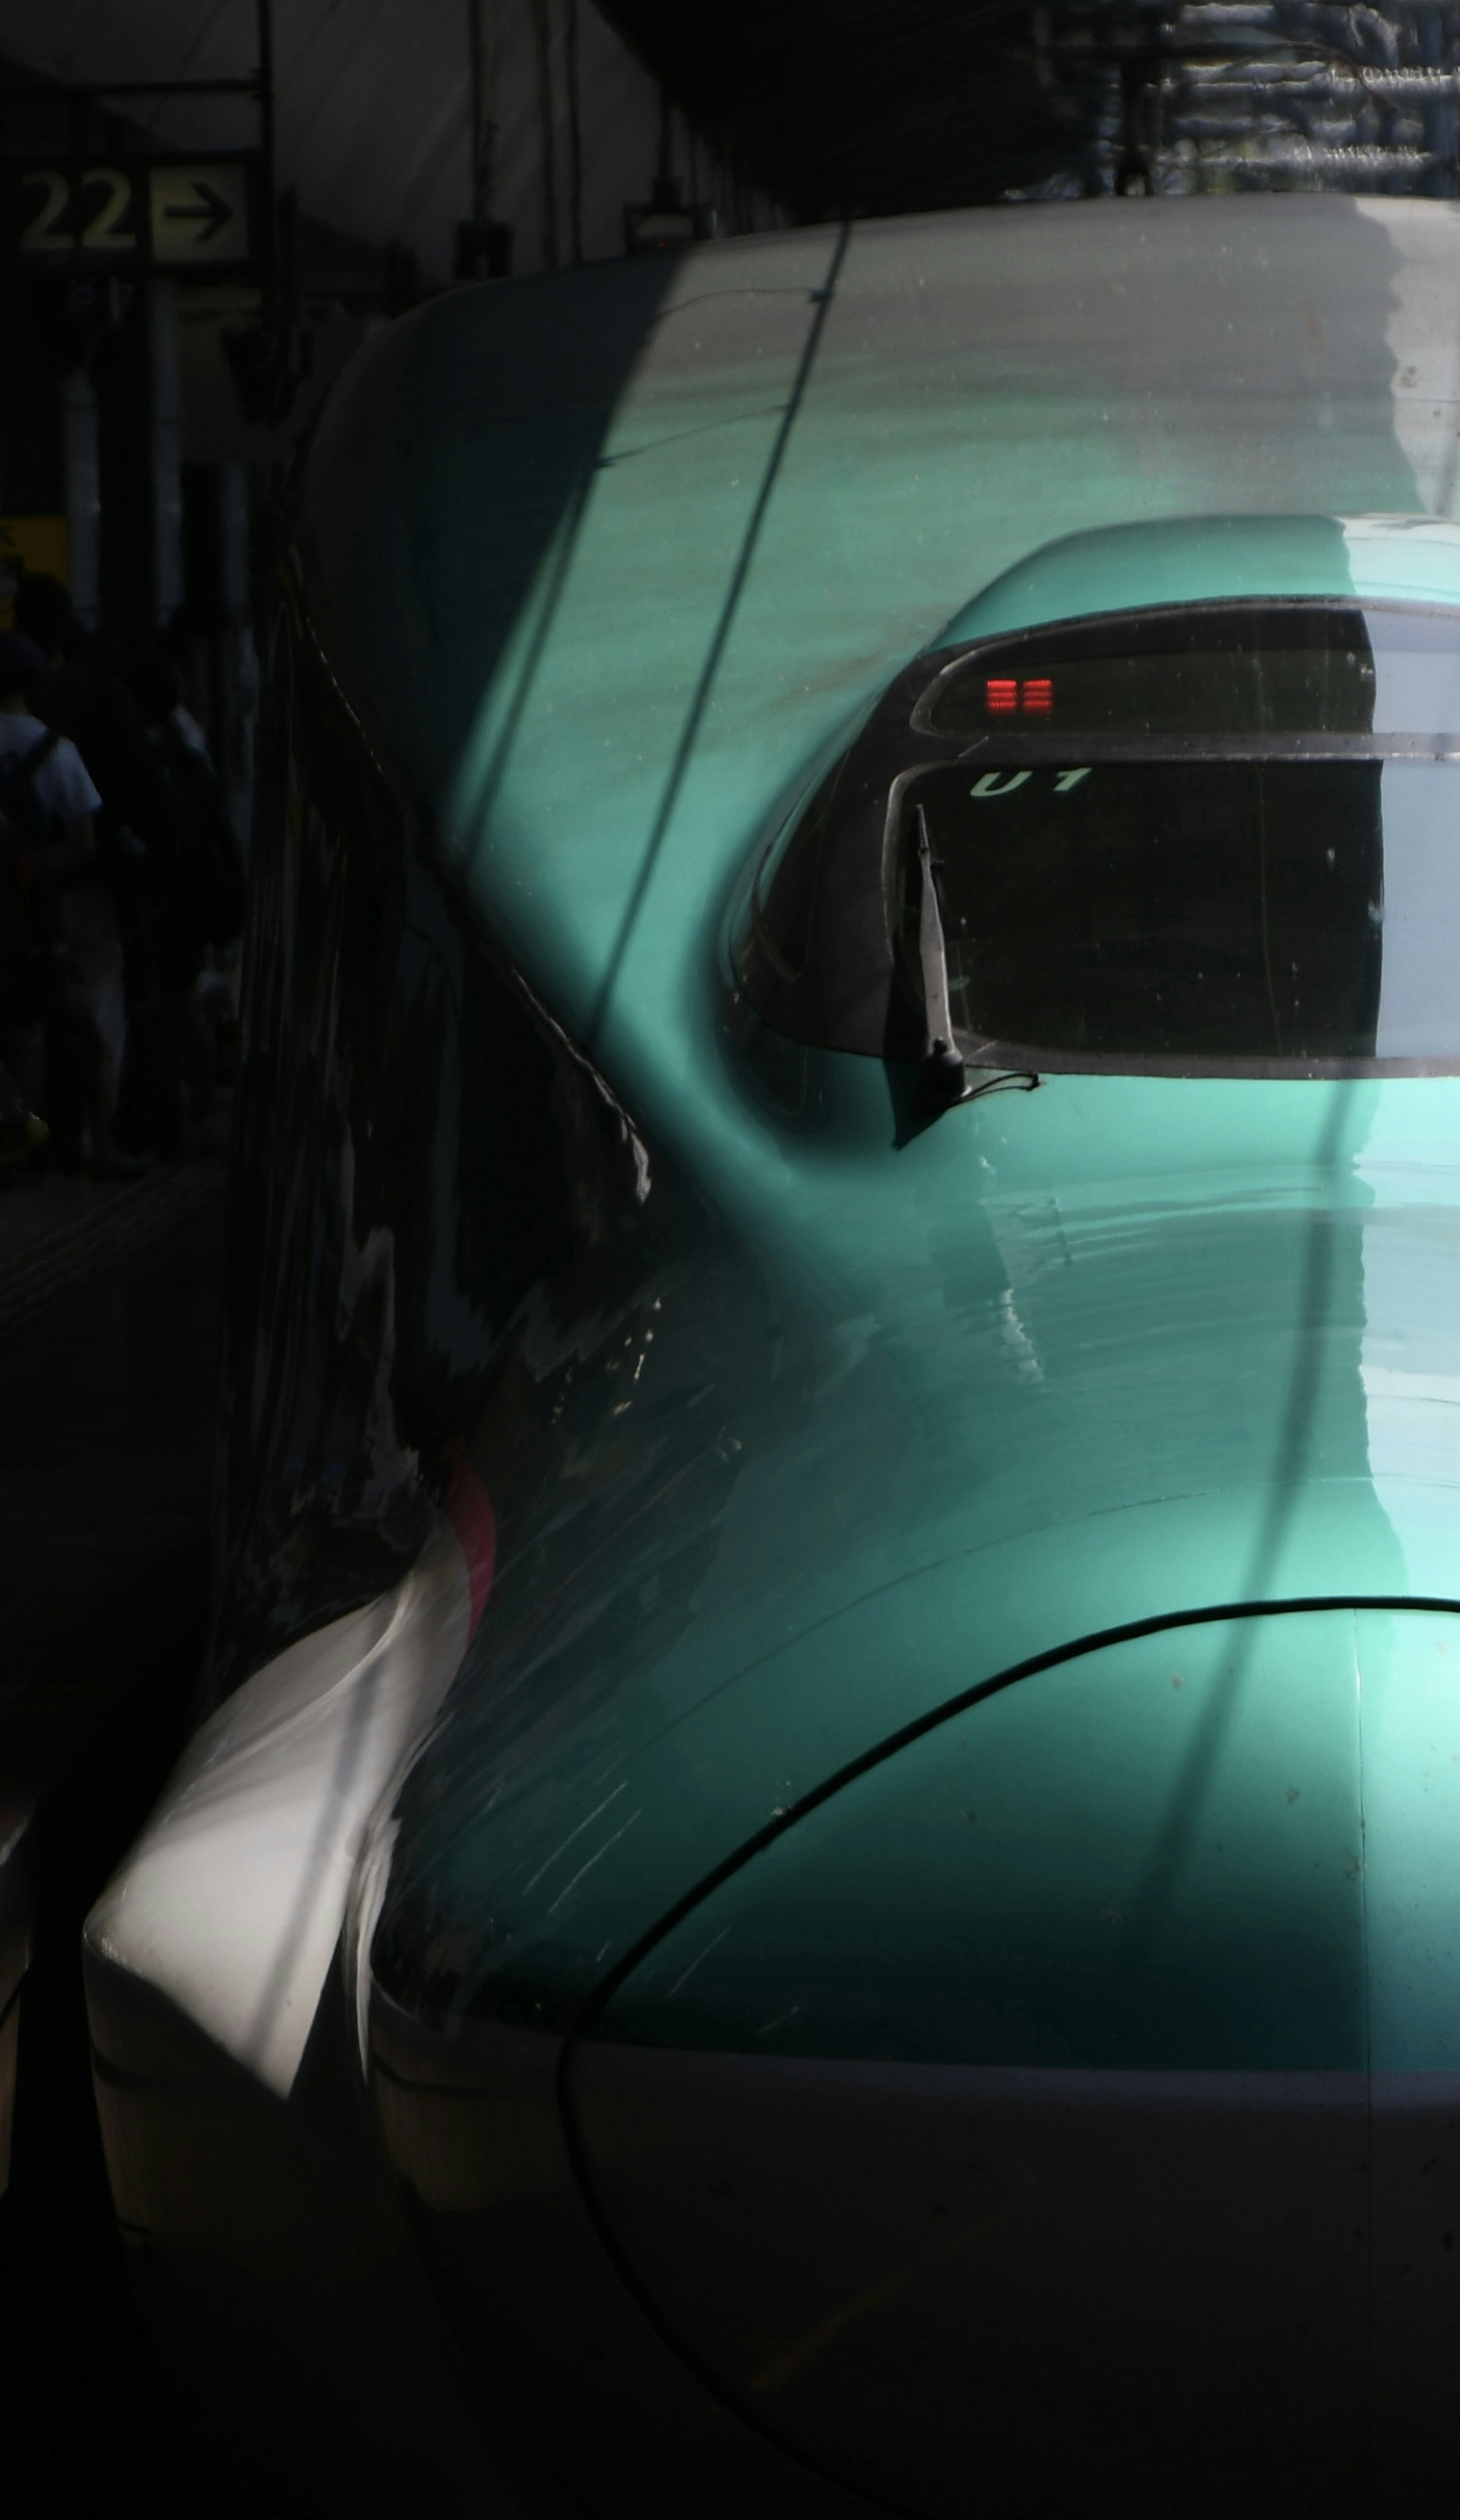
[445,1454,497,1639]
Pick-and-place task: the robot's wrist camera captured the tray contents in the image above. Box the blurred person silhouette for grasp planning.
[14,577,193,1161]
[0,1053,47,1174]
[125,645,246,1142]
[133,645,246,948]
[14,580,149,1081]
[0,628,140,1177]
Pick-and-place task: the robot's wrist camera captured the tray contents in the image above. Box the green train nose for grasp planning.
[594,1605,1460,2071]
[566,1609,1460,2510]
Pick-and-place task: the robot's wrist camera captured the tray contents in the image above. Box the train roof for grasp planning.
[301,191,1460,1093]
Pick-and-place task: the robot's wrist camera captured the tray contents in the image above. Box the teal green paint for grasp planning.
[1357,1607,1460,2068]
[936,513,1460,648]
[592,1608,1460,2069]
[935,513,1363,646]
[308,199,1430,1072]
[600,1612,1369,2069]
[390,1071,1460,2038]
[330,204,1460,2033]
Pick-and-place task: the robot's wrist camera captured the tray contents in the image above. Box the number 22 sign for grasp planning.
[17,165,136,256]
[4,158,257,273]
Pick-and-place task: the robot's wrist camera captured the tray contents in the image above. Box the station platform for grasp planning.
[0,1144,239,2512]
[0,1107,229,1348]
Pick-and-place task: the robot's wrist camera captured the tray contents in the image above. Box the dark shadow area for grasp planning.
[603,4,1460,220]
[0,1564,209,2514]
[295,242,687,810]
[83,1958,493,2520]
[599,1,1072,217]
[0,1203,231,2513]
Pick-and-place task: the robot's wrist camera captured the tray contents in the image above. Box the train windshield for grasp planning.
[735,599,1460,1075]
[905,758,1460,1069]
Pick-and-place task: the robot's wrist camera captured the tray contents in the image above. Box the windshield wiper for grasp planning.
[914,807,967,1112]
[913,807,1039,1119]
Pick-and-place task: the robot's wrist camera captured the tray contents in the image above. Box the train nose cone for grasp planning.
[570,1607,1460,2514]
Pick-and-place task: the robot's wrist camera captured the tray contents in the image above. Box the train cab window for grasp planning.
[735,599,1460,1078]
[903,757,1460,1067]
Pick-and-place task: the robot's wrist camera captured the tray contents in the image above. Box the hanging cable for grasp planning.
[567,0,584,264]
[532,0,560,272]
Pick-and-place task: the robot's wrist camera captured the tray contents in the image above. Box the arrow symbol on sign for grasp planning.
[163,179,232,246]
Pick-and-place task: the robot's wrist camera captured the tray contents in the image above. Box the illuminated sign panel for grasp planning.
[2,154,262,276]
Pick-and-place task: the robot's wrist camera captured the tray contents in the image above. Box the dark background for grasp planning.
[4,3,1460,2510]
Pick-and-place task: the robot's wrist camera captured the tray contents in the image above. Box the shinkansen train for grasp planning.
[82,194,1460,2515]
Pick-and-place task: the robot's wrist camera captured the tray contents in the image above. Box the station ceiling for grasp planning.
[605,1,1058,218]
[3,1,1459,279]
[606,3,1460,218]
[0,0,476,277]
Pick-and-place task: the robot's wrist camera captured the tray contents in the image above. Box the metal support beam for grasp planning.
[219,460,257,853]
[60,368,101,629]
[148,277,183,626]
